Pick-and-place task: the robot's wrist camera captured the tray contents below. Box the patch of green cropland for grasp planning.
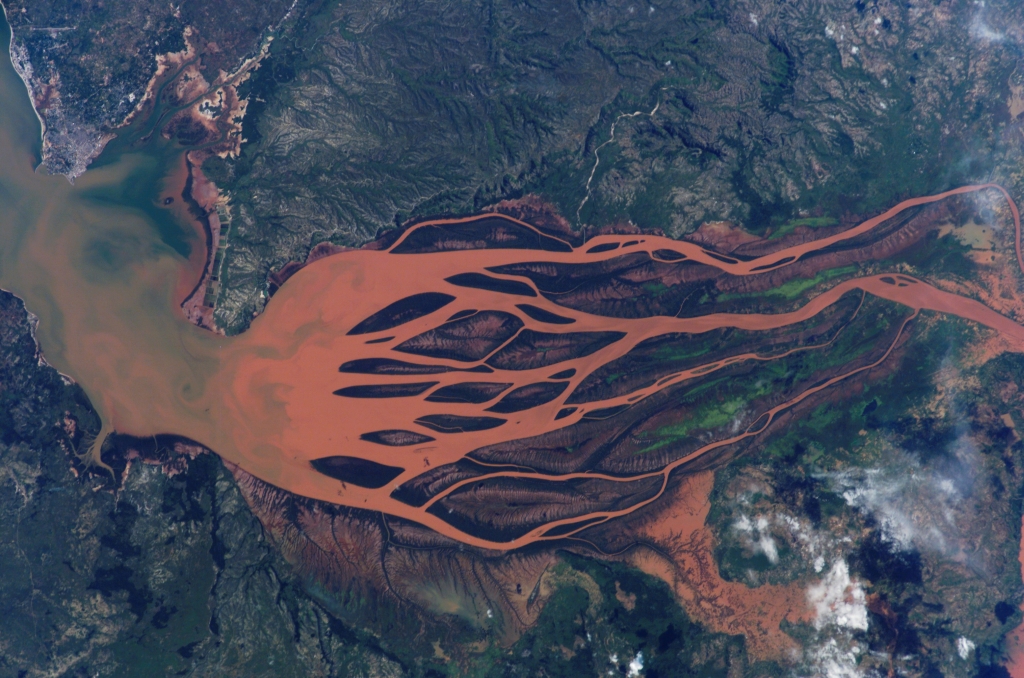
[705,314,1024,677]
[654,295,860,365]
[481,554,754,678]
[641,392,745,453]
[764,265,858,299]
[715,213,980,314]
[206,0,1024,334]
[716,265,859,303]
[768,216,839,240]
[636,295,908,454]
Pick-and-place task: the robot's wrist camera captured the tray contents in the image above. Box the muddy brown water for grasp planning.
[3,17,1024,556]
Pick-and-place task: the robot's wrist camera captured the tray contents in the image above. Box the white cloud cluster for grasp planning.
[971,13,1004,42]
[829,449,965,555]
[733,514,779,563]
[806,637,863,678]
[627,652,644,677]
[807,560,868,631]
[732,507,833,574]
[726,486,869,677]
[956,636,976,660]
[802,563,869,677]
[607,651,644,677]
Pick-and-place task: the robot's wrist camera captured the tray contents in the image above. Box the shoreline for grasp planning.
[0,1,46,171]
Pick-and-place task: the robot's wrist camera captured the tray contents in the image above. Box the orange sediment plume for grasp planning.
[625,472,812,659]
[4,121,1024,654]
[63,183,1024,550]
[2,136,1022,553]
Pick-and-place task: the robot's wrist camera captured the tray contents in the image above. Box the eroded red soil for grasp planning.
[625,472,812,659]
[170,185,1019,549]
[57,183,1019,555]
[13,176,1014,660]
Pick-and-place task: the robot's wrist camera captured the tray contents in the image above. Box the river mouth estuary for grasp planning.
[6,6,1024,676]
[2,26,1022,547]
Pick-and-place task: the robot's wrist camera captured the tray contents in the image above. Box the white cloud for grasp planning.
[829,449,965,556]
[807,560,868,631]
[957,637,976,660]
[807,637,863,678]
[971,14,1004,42]
[627,652,644,677]
[803,565,868,677]
[733,513,779,563]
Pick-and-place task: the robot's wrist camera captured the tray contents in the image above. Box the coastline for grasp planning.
[0,1,45,167]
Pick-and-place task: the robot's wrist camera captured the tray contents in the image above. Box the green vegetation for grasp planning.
[716,265,858,302]
[768,216,839,240]
[638,295,906,454]
[187,0,1021,333]
[705,315,1024,676]
[643,393,745,452]
[483,554,751,678]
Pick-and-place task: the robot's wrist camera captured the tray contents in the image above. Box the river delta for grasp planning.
[4,4,1024,677]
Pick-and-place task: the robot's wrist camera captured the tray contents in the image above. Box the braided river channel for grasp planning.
[4,7,1024,569]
